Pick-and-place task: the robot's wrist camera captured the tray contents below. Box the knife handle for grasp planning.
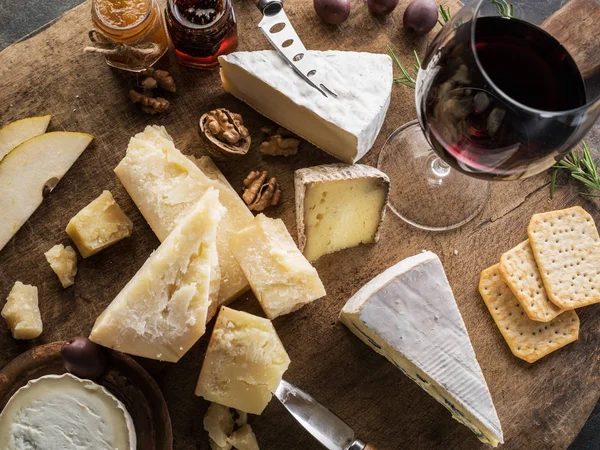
[349,440,376,450]
[254,0,283,14]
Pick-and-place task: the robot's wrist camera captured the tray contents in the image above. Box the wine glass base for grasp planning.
[377,121,491,232]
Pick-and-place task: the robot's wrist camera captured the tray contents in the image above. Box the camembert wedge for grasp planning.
[196,307,290,414]
[114,126,253,316]
[90,188,225,362]
[219,50,392,164]
[295,164,389,261]
[340,251,503,446]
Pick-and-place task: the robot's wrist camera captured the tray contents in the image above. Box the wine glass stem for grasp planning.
[430,156,451,178]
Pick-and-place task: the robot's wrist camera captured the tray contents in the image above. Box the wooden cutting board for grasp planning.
[0,1,599,449]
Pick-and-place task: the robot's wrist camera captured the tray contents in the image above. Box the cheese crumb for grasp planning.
[1,281,42,340]
[44,244,78,288]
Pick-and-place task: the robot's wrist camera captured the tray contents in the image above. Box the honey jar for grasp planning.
[165,0,239,69]
[90,0,169,72]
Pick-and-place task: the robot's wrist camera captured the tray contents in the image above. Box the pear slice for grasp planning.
[0,115,52,162]
[0,132,94,251]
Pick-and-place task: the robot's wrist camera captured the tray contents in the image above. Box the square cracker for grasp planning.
[499,240,563,322]
[528,206,600,309]
[479,264,579,363]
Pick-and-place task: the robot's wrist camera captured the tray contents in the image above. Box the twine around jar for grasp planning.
[84,30,162,59]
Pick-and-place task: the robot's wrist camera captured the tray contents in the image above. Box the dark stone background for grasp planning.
[0,0,598,448]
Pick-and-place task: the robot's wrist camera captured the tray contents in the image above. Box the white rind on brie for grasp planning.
[340,251,503,446]
[219,50,392,164]
[0,374,136,450]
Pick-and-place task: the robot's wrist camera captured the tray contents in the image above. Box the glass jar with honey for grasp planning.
[91,0,169,72]
[165,0,239,69]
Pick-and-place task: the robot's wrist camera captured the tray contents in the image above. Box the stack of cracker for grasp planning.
[479,206,600,363]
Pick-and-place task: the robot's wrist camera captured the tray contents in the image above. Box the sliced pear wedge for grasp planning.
[0,115,52,162]
[0,131,94,251]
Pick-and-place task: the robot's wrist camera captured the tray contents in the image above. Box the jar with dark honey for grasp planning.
[91,0,169,71]
[165,0,239,69]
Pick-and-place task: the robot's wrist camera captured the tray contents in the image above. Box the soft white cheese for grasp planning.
[0,374,135,450]
[340,251,504,447]
[219,51,392,164]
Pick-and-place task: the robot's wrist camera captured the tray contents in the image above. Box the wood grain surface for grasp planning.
[0,1,599,449]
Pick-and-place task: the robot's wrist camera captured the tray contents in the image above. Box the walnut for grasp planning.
[259,126,300,156]
[129,89,169,114]
[242,170,281,211]
[199,109,251,160]
[130,68,176,114]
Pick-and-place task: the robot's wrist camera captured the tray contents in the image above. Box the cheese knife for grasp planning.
[275,380,376,450]
[253,0,338,98]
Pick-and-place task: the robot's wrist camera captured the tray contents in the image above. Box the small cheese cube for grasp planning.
[66,190,133,258]
[295,164,389,262]
[2,281,42,340]
[229,214,326,319]
[195,307,290,414]
[44,244,78,288]
[228,425,260,450]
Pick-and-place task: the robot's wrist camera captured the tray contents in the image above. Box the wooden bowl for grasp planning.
[0,341,172,450]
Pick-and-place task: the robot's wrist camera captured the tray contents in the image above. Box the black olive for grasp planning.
[61,337,107,380]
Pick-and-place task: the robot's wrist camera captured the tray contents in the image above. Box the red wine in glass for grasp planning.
[418,16,587,180]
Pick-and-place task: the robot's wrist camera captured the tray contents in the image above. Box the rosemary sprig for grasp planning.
[550,142,600,199]
[491,0,514,18]
[438,4,452,26]
[388,45,421,89]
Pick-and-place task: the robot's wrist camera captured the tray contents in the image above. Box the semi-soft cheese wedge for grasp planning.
[196,307,290,414]
[219,51,392,164]
[340,252,503,447]
[0,374,135,450]
[229,214,326,319]
[90,188,225,362]
[114,126,253,315]
[295,164,390,261]
[66,190,133,258]
[0,132,93,252]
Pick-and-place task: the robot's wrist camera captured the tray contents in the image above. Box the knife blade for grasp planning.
[274,379,372,450]
[254,0,338,98]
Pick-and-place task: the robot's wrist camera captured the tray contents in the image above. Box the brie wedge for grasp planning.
[0,374,135,450]
[90,188,224,362]
[340,251,503,446]
[219,51,392,164]
[295,164,389,261]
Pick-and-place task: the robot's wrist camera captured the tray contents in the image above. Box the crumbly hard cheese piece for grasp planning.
[219,51,392,164]
[340,252,503,447]
[204,403,234,449]
[527,206,600,309]
[228,424,260,450]
[479,264,580,363]
[66,190,133,258]
[44,244,78,288]
[295,164,389,262]
[499,240,563,322]
[195,307,291,414]
[2,281,42,340]
[90,188,225,362]
[229,214,326,319]
[114,126,253,316]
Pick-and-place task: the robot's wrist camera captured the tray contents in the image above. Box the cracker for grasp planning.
[528,206,600,309]
[499,240,563,322]
[479,264,579,363]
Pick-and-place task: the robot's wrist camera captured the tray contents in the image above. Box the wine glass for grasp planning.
[378,0,600,231]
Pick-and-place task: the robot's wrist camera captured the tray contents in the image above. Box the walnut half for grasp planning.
[242,170,281,212]
[199,109,251,160]
[259,126,300,156]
